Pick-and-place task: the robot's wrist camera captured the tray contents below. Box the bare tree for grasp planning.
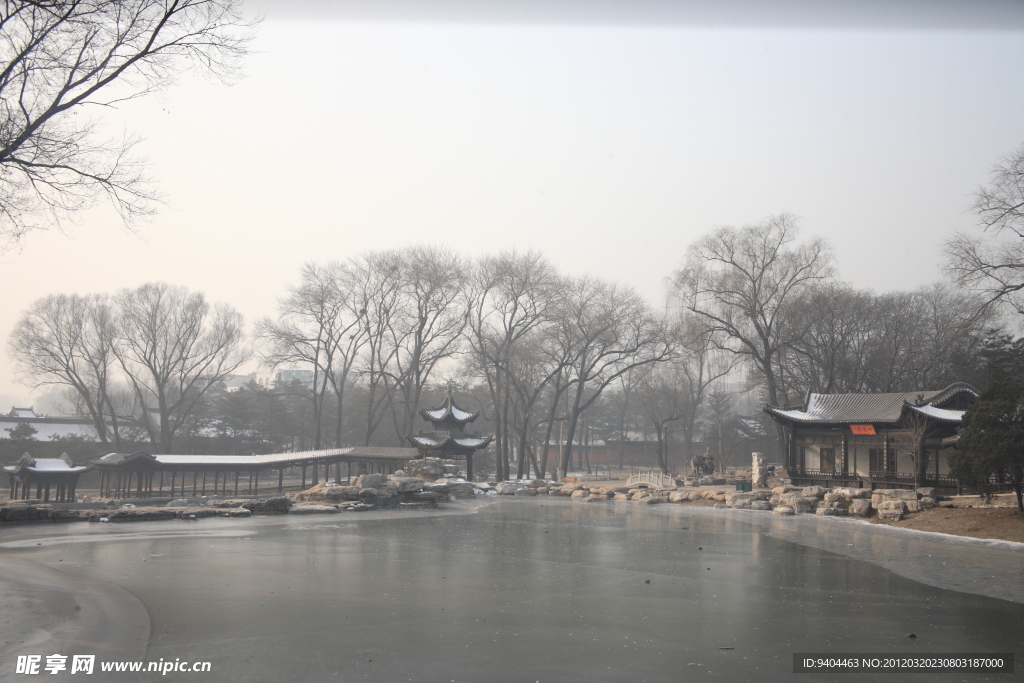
[673,214,833,454]
[946,142,1024,315]
[466,250,558,480]
[8,292,120,445]
[554,276,672,479]
[0,0,258,245]
[115,282,250,453]
[351,250,403,446]
[256,262,358,450]
[387,246,468,441]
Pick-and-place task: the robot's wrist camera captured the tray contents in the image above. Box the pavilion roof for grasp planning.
[3,452,90,475]
[764,383,978,426]
[419,391,479,425]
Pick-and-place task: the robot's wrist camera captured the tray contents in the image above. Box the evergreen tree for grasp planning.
[950,364,1024,512]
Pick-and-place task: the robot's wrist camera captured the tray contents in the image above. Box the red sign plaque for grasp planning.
[850,425,876,435]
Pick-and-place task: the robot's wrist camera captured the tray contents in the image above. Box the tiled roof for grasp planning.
[91,447,419,468]
[419,391,479,424]
[408,434,493,449]
[765,383,978,425]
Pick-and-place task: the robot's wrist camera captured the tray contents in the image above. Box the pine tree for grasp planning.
[950,364,1024,512]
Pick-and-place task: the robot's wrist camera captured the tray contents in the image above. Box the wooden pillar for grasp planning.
[278,468,284,493]
[234,472,239,496]
[253,470,258,496]
[466,453,474,481]
[193,471,198,496]
[213,471,218,495]
[202,471,207,495]
[158,471,164,495]
[347,461,352,482]
[44,482,50,502]
[311,461,319,486]
[335,461,341,485]
[170,471,175,497]
[301,465,307,489]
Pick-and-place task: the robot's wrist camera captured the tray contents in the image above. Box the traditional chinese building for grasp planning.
[764,383,978,493]
[407,391,492,480]
[4,452,91,501]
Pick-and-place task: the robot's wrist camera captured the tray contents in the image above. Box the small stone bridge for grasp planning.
[625,469,677,490]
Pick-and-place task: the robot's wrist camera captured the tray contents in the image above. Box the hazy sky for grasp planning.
[2,1,1024,407]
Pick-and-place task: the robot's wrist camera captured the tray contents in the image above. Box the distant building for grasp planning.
[275,369,314,387]
[0,407,97,441]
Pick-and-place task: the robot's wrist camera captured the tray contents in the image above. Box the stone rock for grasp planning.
[358,487,379,502]
[712,493,726,502]
[176,507,215,519]
[393,470,407,477]
[528,479,546,488]
[514,487,538,496]
[630,491,651,501]
[919,496,936,510]
[916,487,937,498]
[801,486,828,498]
[252,496,291,514]
[638,497,662,505]
[772,486,802,495]
[823,492,843,503]
[571,489,590,499]
[751,452,769,488]
[904,499,921,513]
[424,482,452,495]
[289,504,340,515]
[448,482,476,499]
[321,486,361,503]
[390,476,426,492]
[713,503,727,509]
[848,499,872,517]
[561,484,584,495]
[668,491,689,503]
[583,495,607,503]
[876,499,906,520]
[219,508,252,518]
[769,495,783,506]
[750,500,773,511]
[405,458,445,481]
[725,491,757,506]
[880,489,918,502]
[536,487,549,494]
[818,500,848,510]
[101,507,178,522]
[337,502,374,511]
[792,497,816,513]
[296,482,330,501]
[815,507,838,516]
[406,491,442,503]
[834,487,872,500]
[772,506,795,516]
[166,498,191,507]
[356,473,388,488]
[613,494,629,501]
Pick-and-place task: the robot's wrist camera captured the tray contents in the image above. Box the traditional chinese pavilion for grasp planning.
[4,452,91,502]
[407,391,492,480]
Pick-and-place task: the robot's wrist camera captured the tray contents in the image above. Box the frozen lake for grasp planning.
[2,498,1022,682]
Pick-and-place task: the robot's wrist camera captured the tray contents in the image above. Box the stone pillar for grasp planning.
[752,452,769,489]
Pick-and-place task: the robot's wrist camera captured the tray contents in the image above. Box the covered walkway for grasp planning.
[90,447,420,499]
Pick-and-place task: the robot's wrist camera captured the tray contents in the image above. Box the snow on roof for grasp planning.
[765,383,978,425]
[93,447,420,468]
[905,405,966,422]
